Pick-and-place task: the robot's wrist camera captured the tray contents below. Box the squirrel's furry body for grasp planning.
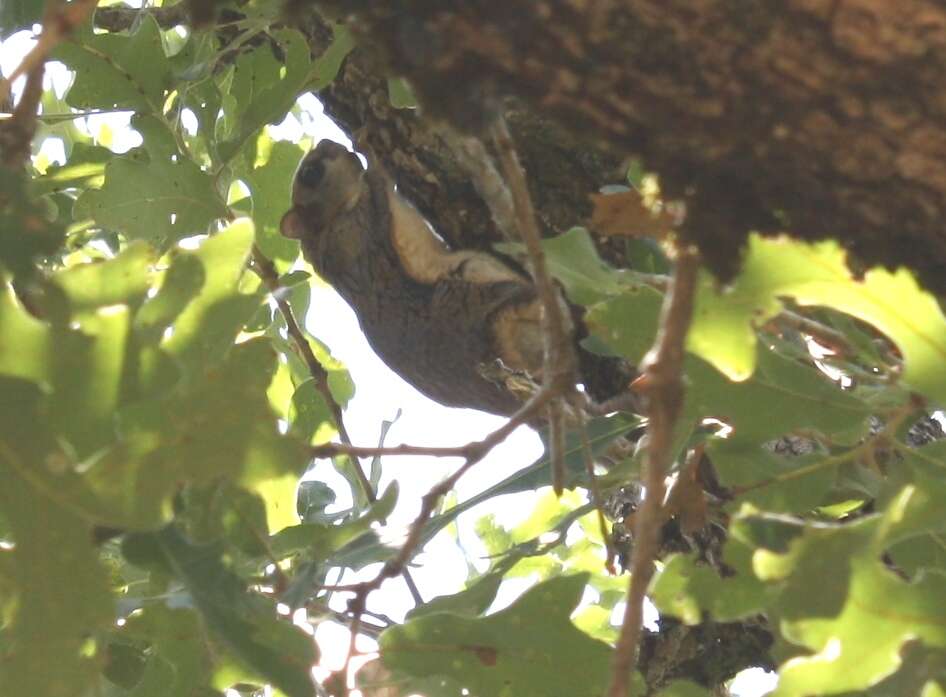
[281,140,545,415]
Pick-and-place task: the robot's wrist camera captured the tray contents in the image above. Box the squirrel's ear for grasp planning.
[280,209,303,239]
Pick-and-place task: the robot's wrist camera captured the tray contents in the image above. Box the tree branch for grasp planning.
[317,1,946,296]
[0,0,98,166]
[251,248,376,503]
[609,246,700,697]
[0,0,98,107]
[489,115,579,493]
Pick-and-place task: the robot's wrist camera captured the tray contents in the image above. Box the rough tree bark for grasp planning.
[298,0,946,296]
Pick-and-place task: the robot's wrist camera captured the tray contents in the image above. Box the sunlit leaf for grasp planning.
[651,541,768,624]
[30,143,112,196]
[162,218,257,371]
[0,382,113,697]
[387,77,418,109]
[587,288,870,440]
[774,557,946,696]
[690,236,946,407]
[51,241,155,319]
[242,136,305,263]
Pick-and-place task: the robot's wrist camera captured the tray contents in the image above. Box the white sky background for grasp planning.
[0,26,776,697]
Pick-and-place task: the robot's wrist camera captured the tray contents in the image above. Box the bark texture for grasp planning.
[304,0,946,295]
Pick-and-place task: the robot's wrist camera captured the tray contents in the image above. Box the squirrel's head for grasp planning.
[280,140,366,240]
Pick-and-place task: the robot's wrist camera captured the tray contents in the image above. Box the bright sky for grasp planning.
[0,25,776,697]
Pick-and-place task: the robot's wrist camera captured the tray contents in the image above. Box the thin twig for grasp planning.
[774,309,854,356]
[608,246,700,697]
[490,115,577,499]
[312,441,476,460]
[0,0,99,166]
[365,387,554,586]
[251,248,375,503]
[0,63,44,166]
[252,248,427,613]
[573,397,617,572]
[335,387,557,687]
[489,115,575,394]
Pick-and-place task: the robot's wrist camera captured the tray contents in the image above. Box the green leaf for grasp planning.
[1,0,45,38]
[296,480,336,522]
[30,143,112,196]
[0,283,52,384]
[117,605,222,696]
[708,439,838,513]
[734,498,946,696]
[407,569,505,620]
[48,305,131,456]
[651,540,768,624]
[270,483,397,560]
[693,348,870,442]
[103,337,308,529]
[309,23,355,90]
[218,29,314,161]
[387,77,418,109]
[289,378,333,443]
[583,282,662,362]
[655,681,712,697]
[150,526,318,697]
[588,287,870,441]
[774,558,946,696]
[161,218,257,371]
[52,241,156,319]
[690,235,946,407]
[74,147,227,248]
[381,574,622,697]
[0,383,113,697]
[134,253,206,343]
[55,16,172,112]
[242,136,305,263]
[541,227,639,305]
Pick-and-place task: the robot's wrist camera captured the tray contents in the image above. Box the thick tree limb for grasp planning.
[313,0,946,295]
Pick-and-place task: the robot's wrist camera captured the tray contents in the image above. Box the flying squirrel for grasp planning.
[280,140,630,416]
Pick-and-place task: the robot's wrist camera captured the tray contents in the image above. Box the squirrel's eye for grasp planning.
[298,160,325,187]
